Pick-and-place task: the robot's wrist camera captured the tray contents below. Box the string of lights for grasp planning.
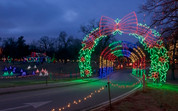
[51,78,142,111]
[99,41,146,78]
[51,86,105,111]
[78,11,169,84]
[111,78,142,89]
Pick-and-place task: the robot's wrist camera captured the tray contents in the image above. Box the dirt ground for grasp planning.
[94,83,178,111]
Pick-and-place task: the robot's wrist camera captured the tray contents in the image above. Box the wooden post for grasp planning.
[143,74,145,91]
[107,77,112,110]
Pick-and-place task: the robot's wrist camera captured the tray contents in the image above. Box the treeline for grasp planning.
[0,20,116,63]
[0,31,82,62]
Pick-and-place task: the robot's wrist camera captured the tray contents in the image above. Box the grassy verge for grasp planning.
[0,78,82,88]
[95,82,178,111]
[0,77,99,88]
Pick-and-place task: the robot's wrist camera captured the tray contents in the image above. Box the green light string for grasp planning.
[130,27,169,83]
[79,23,169,84]
[79,28,107,77]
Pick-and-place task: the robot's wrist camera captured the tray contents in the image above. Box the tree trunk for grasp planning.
[171,38,176,80]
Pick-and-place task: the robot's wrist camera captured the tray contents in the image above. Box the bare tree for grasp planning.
[58,31,73,49]
[29,40,39,51]
[140,0,178,80]
[140,0,177,36]
[39,36,50,52]
[38,36,57,58]
[48,38,55,51]
[2,37,17,63]
[16,36,29,59]
[80,19,99,35]
[58,31,73,63]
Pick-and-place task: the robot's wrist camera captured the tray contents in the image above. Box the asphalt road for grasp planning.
[0,69,141,111]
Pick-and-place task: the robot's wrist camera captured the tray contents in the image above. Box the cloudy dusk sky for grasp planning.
[0,0,149,43]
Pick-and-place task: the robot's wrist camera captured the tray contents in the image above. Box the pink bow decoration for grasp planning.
[99,12,138,36]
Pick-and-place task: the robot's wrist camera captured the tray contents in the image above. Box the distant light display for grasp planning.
[78,12,169,83]
[27,65,31,70]
[1,66,37,77]
[34,65,37,69]
[7,56,12,63]
[36,69,40,73]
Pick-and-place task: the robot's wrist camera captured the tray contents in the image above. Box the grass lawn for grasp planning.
[95,83,178,111]
[0,78,84,88]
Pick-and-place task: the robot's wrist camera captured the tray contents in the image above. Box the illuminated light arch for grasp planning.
[78,12,169,83]
[99,41,146,78]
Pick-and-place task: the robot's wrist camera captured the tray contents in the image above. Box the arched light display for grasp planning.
[99,41,146,78]
[78,12,169,83]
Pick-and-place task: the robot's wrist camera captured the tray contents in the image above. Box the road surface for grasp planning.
[0,69,141,111]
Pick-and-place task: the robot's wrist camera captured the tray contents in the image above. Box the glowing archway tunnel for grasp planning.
[99,41,146,78]
[78,12,169,83]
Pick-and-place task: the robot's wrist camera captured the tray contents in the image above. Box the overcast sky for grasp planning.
[0,0,149,43]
